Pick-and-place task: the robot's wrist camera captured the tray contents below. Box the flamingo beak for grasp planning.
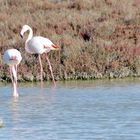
[20,33,23,38]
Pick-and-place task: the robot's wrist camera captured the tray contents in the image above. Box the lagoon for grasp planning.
[0,79,140,140]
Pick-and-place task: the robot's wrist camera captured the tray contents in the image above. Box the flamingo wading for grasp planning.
[20,25,59,85]
[3,49,22,97]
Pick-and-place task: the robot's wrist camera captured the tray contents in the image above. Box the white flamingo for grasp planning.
[3,49,22,97]
[20,25,59,86]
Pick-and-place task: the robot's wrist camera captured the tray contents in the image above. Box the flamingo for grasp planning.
[20,25,59,86]
[3,49,22,97]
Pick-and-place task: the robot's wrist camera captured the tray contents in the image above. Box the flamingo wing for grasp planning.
[27,36,56,54]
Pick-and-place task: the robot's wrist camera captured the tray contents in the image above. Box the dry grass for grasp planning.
[0,0,140,81]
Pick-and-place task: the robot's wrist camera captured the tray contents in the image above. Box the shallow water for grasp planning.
[0,79,140,140]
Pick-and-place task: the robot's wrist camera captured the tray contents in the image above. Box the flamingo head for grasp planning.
[20,25,31,38]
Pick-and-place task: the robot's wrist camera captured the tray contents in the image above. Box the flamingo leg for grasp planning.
[11,66,18,97]
[9,67,14,84]
[14,65,18,85]
[15,65,17,75]
[38,54,44,87]
[46,54,56,86]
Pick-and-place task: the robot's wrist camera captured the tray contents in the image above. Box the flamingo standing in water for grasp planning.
[20,25,59,86]
[3,49,22,97]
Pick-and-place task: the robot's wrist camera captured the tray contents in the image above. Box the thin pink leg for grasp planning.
[9,67,14,84]
[46,54,56,86]
[14,65,18,85]
[11,66,18,97]
[38,54,44,87]
[13,81,18,97]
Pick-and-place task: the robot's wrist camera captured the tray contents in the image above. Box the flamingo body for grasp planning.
[3,49,22,97]
[3,49,22,66]
[26,36,57,54]
[20,25,58,85]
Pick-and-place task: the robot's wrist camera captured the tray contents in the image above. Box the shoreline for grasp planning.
[1,73,140,83]
[1,1,140,84]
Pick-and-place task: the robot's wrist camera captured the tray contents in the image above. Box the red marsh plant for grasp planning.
[0,0,140,81]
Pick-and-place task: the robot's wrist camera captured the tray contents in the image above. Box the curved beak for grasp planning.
[20,33,23,38]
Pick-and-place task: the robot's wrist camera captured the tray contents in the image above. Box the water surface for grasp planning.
[0,79,140,140]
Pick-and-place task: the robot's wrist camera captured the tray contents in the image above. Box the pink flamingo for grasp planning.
[20,25,59,86]
[3,49,22,97]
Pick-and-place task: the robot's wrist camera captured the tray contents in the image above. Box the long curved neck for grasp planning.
[26,27,33,43]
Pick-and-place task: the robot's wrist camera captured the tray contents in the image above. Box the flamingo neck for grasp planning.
[26,27,33,43]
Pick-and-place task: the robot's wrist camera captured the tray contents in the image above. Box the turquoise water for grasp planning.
[0,79,140,140]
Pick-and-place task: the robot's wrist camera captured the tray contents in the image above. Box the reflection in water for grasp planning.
[0,79,140,139]
[11,98,19,140]
[9,84,57,140]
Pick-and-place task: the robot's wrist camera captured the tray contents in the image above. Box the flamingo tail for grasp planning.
[51,44,59,50]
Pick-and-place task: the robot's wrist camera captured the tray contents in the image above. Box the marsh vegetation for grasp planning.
[0,0,140,81]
